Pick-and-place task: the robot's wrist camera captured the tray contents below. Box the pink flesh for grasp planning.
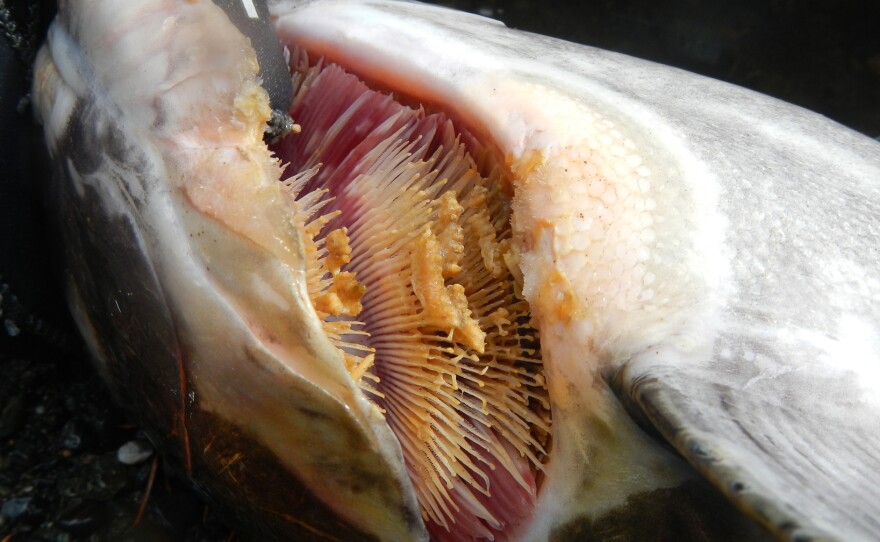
[270,62,537,541]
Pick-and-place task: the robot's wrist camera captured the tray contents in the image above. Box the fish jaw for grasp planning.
[33,1,425,540]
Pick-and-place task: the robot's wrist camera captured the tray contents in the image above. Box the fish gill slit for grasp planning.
[273,49,551,540]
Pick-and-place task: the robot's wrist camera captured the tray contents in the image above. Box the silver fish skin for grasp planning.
[33,0,880,541]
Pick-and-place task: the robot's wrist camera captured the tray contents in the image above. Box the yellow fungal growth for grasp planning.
[314,271,365,317]
[324,227,353,274]
[232,80,272,134]
[468,209,505,279]
[434,191,465,278]
[282,58,551,537]
[281,172,375,389]
[313,227,364,316]
[308,134,550,533]
[484,308,511,336]
[411,225,486,353]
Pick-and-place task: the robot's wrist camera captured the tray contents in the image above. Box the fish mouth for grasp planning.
[267,49,553,539]
[34,1,688,538]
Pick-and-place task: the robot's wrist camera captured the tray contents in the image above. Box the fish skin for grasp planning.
[32,1,880,541]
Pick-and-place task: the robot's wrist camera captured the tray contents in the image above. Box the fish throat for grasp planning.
[271,51,552,540]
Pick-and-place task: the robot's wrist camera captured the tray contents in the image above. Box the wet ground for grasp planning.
[0,359,234,541]
[2,0,879,540]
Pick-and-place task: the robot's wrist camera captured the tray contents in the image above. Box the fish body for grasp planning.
[32,0,880,540]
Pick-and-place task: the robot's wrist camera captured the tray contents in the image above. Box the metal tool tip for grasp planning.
[265,109,297,142]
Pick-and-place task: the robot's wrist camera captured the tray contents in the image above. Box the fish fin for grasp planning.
[611,347,880,541]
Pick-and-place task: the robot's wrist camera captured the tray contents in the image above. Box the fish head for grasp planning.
[32,0,880,541]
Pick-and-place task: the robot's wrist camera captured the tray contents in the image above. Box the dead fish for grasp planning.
[31,0,880,540]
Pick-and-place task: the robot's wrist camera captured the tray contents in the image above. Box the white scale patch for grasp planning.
[472,78,711,367]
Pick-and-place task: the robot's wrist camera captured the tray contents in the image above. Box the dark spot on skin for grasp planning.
[60,95,151,189]
[63,100,103,175]
[151,97,168,130]
[778,521,797,532]
[298,406,333,422]
[690,442,713,461]
[551,480,772,542]
[400,502,422,534]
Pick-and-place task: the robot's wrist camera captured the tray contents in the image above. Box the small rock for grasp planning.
[117,439,154,466]
[7,448,31,466]
[60,419,89,451]
[57,498,107,536]
[0,394,25,439]
[74,454,131,500]
[4,318,21,336]
[867,52,880,80]
[1,496,32,522]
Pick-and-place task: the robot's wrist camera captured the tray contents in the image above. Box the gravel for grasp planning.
[0,357,232,541]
